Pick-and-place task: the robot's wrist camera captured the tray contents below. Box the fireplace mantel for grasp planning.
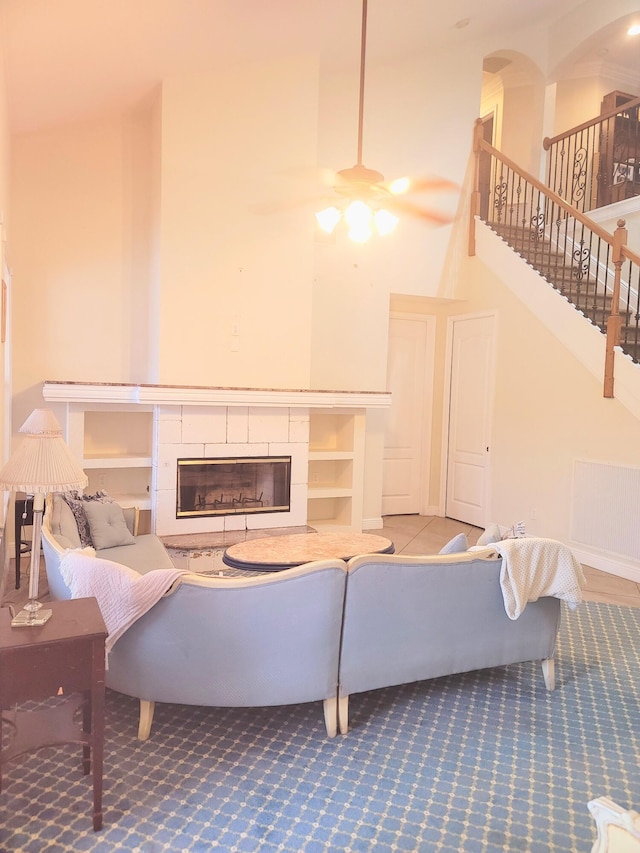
[43,381,391,409]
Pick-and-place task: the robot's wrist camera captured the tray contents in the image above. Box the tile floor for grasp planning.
[373,514,640,609]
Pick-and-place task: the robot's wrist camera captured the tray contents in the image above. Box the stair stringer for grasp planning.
[475,217,640,426]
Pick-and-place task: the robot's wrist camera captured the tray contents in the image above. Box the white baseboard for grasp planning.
[363,516,384,530]
[570,545,640,584]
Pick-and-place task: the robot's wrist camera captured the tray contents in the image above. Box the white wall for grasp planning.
[554,76,605,136]
[591,207,640,253]
[10,54,320,427]
[10,114,151,428]
[154,57,319,388]
[454,235,640,563]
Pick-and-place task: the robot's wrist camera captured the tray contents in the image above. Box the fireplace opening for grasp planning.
[176,456,291,518]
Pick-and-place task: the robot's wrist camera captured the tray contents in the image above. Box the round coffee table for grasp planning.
[222,531,394,572]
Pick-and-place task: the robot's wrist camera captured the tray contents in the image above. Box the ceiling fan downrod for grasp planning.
[337,0,385,188]
[317,0,396,240]
[356,0,367,167]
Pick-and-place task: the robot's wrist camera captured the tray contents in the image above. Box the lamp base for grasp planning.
[11,606,53,627]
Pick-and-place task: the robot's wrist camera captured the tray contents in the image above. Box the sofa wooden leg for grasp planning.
[338,695,349,734]
[138,699,155,740]
[323,697,337,737]
[541,658,555,691]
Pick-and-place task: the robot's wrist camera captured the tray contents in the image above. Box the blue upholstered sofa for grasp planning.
[41,494,347,740]
[42,496,564,742]
[337,552,561,734]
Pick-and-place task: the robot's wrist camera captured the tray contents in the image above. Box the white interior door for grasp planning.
[445,314,495,526]
[382,314,433,515]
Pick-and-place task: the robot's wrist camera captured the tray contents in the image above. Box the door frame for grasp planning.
[385,311,437,517]
[439,310,497,521]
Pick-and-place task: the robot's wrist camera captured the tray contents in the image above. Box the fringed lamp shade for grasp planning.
[0,408,87,626]
[0,408,87,493]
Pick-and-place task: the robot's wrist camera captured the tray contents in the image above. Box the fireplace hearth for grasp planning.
[177,456,291,519]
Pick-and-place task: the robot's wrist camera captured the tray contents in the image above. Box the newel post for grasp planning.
[603,219,627,398]
[469,119,484,257]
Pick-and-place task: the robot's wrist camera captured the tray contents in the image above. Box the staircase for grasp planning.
[487,222,637,358]
[470,121,640,397]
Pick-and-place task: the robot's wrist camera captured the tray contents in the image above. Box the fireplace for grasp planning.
[41,382,391,536]
[176,456,291,519]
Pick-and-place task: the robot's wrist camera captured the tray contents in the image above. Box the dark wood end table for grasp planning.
[0,597,108,831]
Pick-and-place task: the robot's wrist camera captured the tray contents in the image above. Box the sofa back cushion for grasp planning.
[50,493,82,549]
[121,505,139,537]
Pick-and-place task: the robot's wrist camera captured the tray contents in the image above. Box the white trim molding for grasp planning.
[42,381,392,410]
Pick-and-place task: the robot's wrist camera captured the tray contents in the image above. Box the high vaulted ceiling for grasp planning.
[2,0,616,135]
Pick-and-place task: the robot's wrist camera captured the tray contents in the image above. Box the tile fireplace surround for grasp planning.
[42,382,391,538]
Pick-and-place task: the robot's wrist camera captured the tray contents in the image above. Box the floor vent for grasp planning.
[572,460,640,561]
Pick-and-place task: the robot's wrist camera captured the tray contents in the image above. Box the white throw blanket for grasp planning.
[59,549,185,658]
[495,537,586,619]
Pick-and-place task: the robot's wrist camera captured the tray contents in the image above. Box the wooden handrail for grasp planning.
[543,95,640,150]
[621,242,640,268]
[475,134,618,246]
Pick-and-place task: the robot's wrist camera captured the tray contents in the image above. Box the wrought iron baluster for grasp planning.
[557,143,566,200]
[572,240,589,282]
[530,207,545,243]
[512,173,522,250]
[572,146,587,209]
[493,173,507,223]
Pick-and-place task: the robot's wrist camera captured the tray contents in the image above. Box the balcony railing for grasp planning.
[470,119,640,399]
[543,95,640,214]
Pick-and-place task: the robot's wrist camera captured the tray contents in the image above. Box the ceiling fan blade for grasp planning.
[387,176,459,196]
[384,197,454,225]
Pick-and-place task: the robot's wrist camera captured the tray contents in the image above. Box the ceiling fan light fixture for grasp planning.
[348,223,373,242]
[316,206,342,234]
[345,200,374,241]
[284,0,453,236]
[316,200,396,241]
[344,200,371,227]
[388,177,410,195]
[374,208,399,235]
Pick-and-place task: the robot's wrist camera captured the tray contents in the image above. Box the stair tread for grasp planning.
[486,220,636,338]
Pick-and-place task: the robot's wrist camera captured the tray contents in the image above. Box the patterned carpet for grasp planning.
[1,600,639,852]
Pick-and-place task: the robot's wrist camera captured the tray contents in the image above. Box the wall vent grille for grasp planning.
[572,460,640,561]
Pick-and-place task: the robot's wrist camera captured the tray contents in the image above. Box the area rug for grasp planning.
[1,600,639,852]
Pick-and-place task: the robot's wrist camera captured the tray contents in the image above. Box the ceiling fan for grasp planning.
[314,0,457,242]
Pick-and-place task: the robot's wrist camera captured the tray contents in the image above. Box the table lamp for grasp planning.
[0,408,87,626]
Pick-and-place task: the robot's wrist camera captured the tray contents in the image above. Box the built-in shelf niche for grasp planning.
[306,409,365,532]
[68,405,154,510]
